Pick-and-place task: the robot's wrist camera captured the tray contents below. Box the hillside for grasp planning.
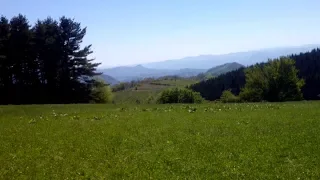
[113,77,198,103]
[99,74,119,85]
[205,62,244,76]
[190,48,320,101]
[110,62,249,103]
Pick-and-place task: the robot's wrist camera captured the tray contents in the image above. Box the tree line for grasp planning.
[0,14,102,104]
[190,49,320,101]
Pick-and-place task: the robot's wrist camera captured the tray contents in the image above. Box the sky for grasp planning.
[2,0,320,67]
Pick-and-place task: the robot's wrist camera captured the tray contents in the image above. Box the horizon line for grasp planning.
[98,43,320,69]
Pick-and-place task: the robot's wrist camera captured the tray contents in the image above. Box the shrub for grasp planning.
[146,95,155,104]
[156,88,203,104]
[239,88,264,102]
[90,78,113,103]
[135,99,141,104]
[220,90,240,103]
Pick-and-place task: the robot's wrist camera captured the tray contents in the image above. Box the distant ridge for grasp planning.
[99,74,119,85]
[142,44,320,69]
[205,62,244,76]
[98,44,320,82]
[99,65,207,82]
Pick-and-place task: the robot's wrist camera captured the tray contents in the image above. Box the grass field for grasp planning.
[113,79,198,104]
[1,102,320,179]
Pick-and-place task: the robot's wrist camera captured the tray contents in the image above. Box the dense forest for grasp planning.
[0,14,100,104]
[190,49,320,101]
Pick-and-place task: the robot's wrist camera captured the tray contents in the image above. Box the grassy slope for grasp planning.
[113,79,198,103]
[1,102,320,179]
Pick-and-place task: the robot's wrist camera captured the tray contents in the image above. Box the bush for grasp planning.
[220,90,240,103]
[146,95,155,104]
[90,78,113,103]
[156,88,204,104]
[239,88,265,102]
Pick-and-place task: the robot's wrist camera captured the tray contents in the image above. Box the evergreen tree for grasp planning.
[32,17,62,103]
[0,14,101,104]
[8,14,34,103]
[57,17,101,103]
[0,16,10,104]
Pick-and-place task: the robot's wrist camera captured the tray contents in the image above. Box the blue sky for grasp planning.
[2,0,320,67]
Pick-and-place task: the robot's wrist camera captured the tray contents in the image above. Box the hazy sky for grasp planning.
[2,0,320,67]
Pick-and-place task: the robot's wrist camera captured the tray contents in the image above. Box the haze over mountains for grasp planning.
[142,44,320,69]
[100,65,207,82]
[100,44,320,82]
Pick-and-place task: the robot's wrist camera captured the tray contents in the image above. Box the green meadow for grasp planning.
[1,101,320,179]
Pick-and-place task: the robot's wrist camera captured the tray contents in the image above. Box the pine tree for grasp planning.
[57,17,101,103]
[7,14,34,103]
[32,17,61,103]
[0,15,102,104]
[0,16,10,104]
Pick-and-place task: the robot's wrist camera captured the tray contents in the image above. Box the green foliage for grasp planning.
[191,49,320,101]
[190,68,245,100]
[90,78,113,103]
[239,65,268,102]
[112,81,139,92]
[220,90,240,103]
[156,88,203,104]
[146,95,155,104]
[264,57,305,101]
[240,57,305,102]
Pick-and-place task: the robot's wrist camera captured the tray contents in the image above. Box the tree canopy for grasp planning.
[240,57,304,102]
[190,49,320,101]
[0,14,101,104]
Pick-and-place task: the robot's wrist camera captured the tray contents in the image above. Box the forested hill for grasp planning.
[205,62,244,76]
[99,74,119,85]
[190,48,320,101]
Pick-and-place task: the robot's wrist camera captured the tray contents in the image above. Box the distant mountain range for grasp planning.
[98,44,320,83]
[100,65,207,82]
[142,44,320,69]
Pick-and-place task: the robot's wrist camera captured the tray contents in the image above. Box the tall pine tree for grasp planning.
[0,16,10,104]
[57,17,101,103]
[0,14,101,104]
